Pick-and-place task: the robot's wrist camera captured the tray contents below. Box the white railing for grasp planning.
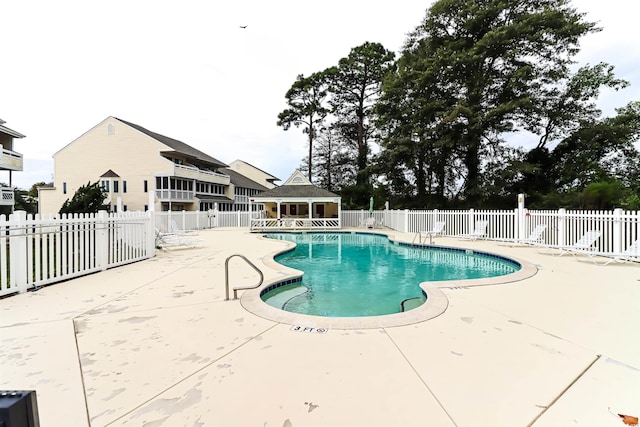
[0,148,23,171]
[2,206,636,297]
[173,164,230,185]
[215,211,251,228]
[155,189,195,201]
[154,210,212,233]
[0,211,155,297]
[0,187,14,206]
[527,209,640,254]
[354,208,639,257]
[250,218,340,230]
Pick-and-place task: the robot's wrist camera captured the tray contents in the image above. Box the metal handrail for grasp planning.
[224,254,264,300]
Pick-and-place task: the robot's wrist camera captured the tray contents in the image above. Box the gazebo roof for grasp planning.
[255,185,338,199]
[252,171,340,200]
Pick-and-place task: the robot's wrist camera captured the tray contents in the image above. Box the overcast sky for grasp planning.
[2,0,638,190]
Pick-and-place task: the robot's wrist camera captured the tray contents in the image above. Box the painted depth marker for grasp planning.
[290,325,328,334]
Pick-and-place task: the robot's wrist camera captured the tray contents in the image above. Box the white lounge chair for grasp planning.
[457,220,488,240]
[170,220,195,234]
[498,224,547,247]
[537,230,601,256]
[414,221,446,244]
[155,228,203,249]
[578,239,640,265]
[363,217,376,229]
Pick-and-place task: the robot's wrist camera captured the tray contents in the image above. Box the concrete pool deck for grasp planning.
[1,228,638,426]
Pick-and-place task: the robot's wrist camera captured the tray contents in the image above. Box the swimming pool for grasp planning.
[260,232,520,317]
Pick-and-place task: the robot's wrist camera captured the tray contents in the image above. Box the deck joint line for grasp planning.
[383,328,459,426]
[527,354,601,426]
[102,323,280,426]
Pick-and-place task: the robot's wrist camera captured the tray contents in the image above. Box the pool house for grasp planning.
[249,170,341,230]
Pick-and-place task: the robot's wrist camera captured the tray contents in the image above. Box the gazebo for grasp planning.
[249,170,341,230]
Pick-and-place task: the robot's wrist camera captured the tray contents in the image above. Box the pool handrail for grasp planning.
[224,254,264,300]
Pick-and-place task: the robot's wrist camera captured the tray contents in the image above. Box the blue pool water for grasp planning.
[261,232,519,317]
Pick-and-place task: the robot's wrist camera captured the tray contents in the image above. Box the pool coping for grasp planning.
[240,230,538,330]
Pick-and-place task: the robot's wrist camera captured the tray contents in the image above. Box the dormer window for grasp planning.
[100,170,120,193]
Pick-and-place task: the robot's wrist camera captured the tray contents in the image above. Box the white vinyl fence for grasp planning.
[348,208,639,256]
[213,211,251,228]
[0,211,155,297]
[154,210,212,232]
[2,205,637,297]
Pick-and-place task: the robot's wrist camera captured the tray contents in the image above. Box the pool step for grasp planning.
[401,296,427,312]
[263,284,309,309]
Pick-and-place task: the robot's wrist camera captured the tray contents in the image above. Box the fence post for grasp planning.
[613,208,623,254]
[402,209,408,233]
[147,210,156,255]
[95,211,109,270]
[558,208,566,247]
[517,194,526,241]
[9,210,28,292]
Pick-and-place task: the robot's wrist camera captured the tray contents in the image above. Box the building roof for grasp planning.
[230,159,279,182]
[252,171,339,199]
[220,168,268,191]
[115,118,227,168]
[195,195,233,203]
[0,119,26,139]
[100,169,120,178]
[255,185,339,199]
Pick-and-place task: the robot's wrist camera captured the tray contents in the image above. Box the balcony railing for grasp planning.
[0,149,23,171]
[250,218,341,230]
[234,195,250,204]
[0,187,14,206]
[173,164,230,185]
[155,189,195,202]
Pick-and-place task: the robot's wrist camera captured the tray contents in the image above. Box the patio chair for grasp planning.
[457,220,488,241]
[537,230,601,256]
[498,224,547,247]
[414,221,446,244]
[169,220,196,235]
[155,228,203,249]
[577,239,640,265]
[363,217,376,229]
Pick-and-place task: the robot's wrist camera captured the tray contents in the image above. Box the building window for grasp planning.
[157,176,168,189]
[63,182,67,194]
[113,181,119,193]
[123,181,127,193]
[144,180,148,193]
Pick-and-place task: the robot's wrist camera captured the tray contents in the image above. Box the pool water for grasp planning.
[262,232,519,317]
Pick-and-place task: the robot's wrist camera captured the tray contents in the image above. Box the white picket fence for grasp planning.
[0,211,155,296]
[2,206,637,296]
[154,210,213,233]
[342,208,640,255]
